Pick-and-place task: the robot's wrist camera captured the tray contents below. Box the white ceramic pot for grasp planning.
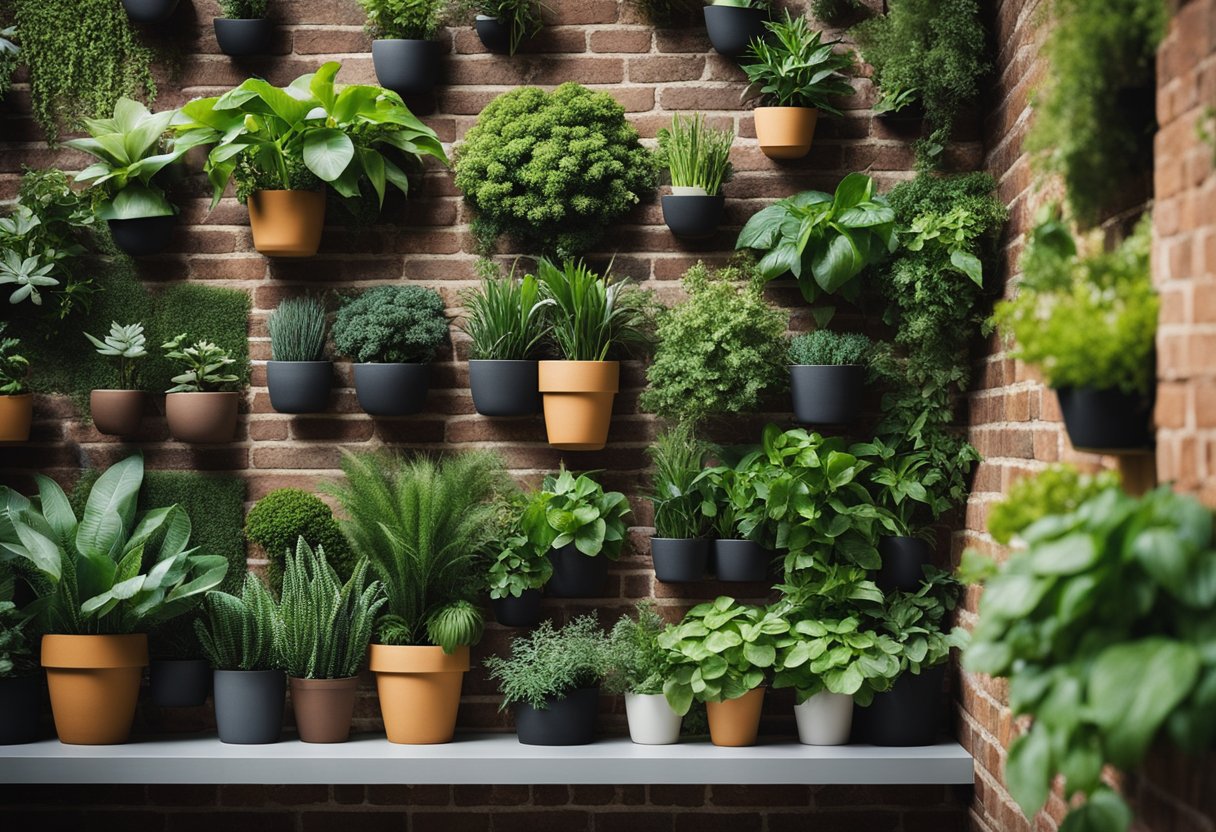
[625,693,683,745]
[794,691,853,745]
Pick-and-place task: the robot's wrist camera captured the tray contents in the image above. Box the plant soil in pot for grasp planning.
[108,215,176,256]
[214,18,274,57]
[149,659,211,708]
[122,0,179,23]
[862,664,945,746]
[711,539,771,582]
[248,190,326,257]
[0,675,42,745]
[214,669,285,744]
[0,394,32,442]
[372,39,442,96]
[789,364,863,425]
[703,4,767,57]
[493,589,544,628]
[353,363,430,416]
[625,693,682,745]
[370,645,469,745]
[651,538,710,583]
[1056,385,1154,452]
[514,687,600,746]
[267,361,332,414]
[706,687,765,747]
[753,107,819,160]
[537,360,619,451]
[90,390,145,437]
[474,15,513,54]
[469,359,542,417]
[42,633,148,745]
[877,536,932,593]
[165,391,240,443]
[547,544,610,598]
[661,193,726,240]
[794,691,852,745]
[289,676,359,743]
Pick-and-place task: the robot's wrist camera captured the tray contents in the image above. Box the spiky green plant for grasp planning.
[458,264,548,361]
[533,259,654,362]
[194,573,281,671]
[657,113,734,196]
[647,422,713,540]
[268,297,328,363]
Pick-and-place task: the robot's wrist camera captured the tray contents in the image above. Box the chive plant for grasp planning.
[658,113,734,196]
[268,296,327,362]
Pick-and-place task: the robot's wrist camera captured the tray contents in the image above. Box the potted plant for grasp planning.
[177,62,447,257]
[521,467,631,598]
[459,265,547,417]
[359,0,446,95]
[0,324,31,443]
[122,0,179,24]
[455,0,544,55]
[605,603,682,745]
[195,573,286,744]
[161,334,242,444]
[787,330,871,425]
[739,14,856,160]
[703,0,769,58]
[484,492,553,628]
[659,597,786,747]
[484,615,609,746]
[657,113,734,239]
[279,539,384,744]
[328,449,505,744]
[266,296,332,415]
[214,0,274,57]
[534,259,653,450]
[647,422,713,583]
[0,595,40,744]
[332,285,449,417]
[85,321,148,436]
[704,458,771,582]
[0,454,228,744]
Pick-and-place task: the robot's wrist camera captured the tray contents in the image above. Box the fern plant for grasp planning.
[484,615,610,710]
[194,573,281,672]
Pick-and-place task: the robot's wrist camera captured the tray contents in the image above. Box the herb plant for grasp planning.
[534,259,654,362]
[332,285,449,364]
[854,435,952,539]
[84,322,147,390]
[0,596,36,678]
[161,335,241,393]
[0,325,30,396]
[268,297,328,363]
[484,615,610,710]
[605,602,672,697]
[788,330,871,366]
[484,492,553,601]
[869,568,964,675]
[627,0,700,26]
[740,13,855,111]
[0,27,17,102]
[458,265,548,361]
[986,464,1121,546]
[194,573,281,672]
[657,113,734,196]
[219,0,270,17]
[702,459,761,541]
[244,488,354,592]
[521,467,631,561]
[454,0,545,55]
[647,421,713,540]
[356,0,443,39]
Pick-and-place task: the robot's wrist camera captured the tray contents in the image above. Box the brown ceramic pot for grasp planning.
[706,686,766,747]
[165,391,239,443]
[753,107,819,160]
[370,644,468,744]
[289,676,359,743]
[537,360,619,451]
[0,393,32,442]
[90,390,145,437]
[42,633,148,745]
[248,190,326,257]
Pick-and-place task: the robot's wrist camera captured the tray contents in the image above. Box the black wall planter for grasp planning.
[661,195,725,239]
[214,18,274,57]
[267,361,332,414]
[0,674,41,744]
[493,588,544,628]
[1056,385,1154,452]
[711,539,772,582]
[372,39,442,96]
[547,544,610,598]
[469,360,542,417]
[789,364,864,425]
[108,216,176,256]
[474,16,513,54]
[859,664,946,746]
[149,659,211,708]
[353,363,430,417]
[651,538,710,582]
[123,0,179,23]
[876,536,932,593]
[703,4,767,57]
[514,686,600,746]
[214,669,285,744]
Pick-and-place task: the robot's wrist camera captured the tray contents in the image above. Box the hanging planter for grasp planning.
[165,392,240,443]
[711,539,771,582]
[214,17,274,57]
[214,669,285,745]
[658,114,734,240]
[108,215,177,257]
[370,645,469,745]
[372,39,442,96]
[90,390,145,437]
[266,296,333,414]
[876,536,932,593]
[547,544,610,598]
[474,16,513,53]
[289,676,359,743]
[514,687,600,746]
[0,674,42,745]
[266,361,332,414]
[42,633,148,745]
[248,191,326,258]
[703,3,767,57]
[353,363,430,417]
[662,188,727,240]
[122,0,179,24]
[469,360,542,417]
[492,589,544,628]
[537,360,619,451]
[148,659,211,708]
[789,364,864,424]
[651,538,710,583]
[0,393,32,442]
[864,665,945,747]
[753,107,819,160]
[625,693,682,745]
[706,687,765,747]
[1056,385,1154,452]
[794,691,852,746]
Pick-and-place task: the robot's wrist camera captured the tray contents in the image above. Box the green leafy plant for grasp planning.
[647,421,713,540]
[268,297,327,363]
[84,322,147,390]
[484,491,553,600]
[533,258,654,362]
[161,334,240,393]
[736,173,897,307]
[0,251,56,308]
[520,466,631,563]
[332,285,449,364]
[243,488,353,593]
[810,0,867,25]
[458,265,548,361]
[986,464,1121,546]
[484,614,610,710]
[453,83,658,258]
[194,573,281,671]
[702,457,761,541]
[0,454,229,635]
[853,435,954,539]
[357,0,444,38]
[219,0,270,17]
[656,113,734,196]
[0,27,17,101]
[869,567,964,675]
[605,601,672,697]
[453,0,545,55]
[0,324,30,396]
[641,259,788,424]
[659,597,788,715]
[964,485,1216,832]
[327,449,508,652]
[788,330,871,366]
[627,0,701,26]
[0,590,37,678]
[740,13,856,110]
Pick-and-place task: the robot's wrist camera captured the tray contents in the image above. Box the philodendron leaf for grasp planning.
[950,249,984,286]
[1057,789,1132,832]
[1005,726,1052,819]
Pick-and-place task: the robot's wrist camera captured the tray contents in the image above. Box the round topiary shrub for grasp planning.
[453,83,658,259]
[331,285,449,364]
[244,488,354,592]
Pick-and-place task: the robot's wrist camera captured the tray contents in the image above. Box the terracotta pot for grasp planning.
[289,676,358,743]
[90,390,145,437]
[370,644,468,744]
[0,393,32,442]
[705,686,765,747]
[537,360,619,451]
[753,107,819,160]
[165,391,239,444]
[41,634,148,745]
[248,190,326,257]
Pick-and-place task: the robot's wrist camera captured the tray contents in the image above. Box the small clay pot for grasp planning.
[42,634,148,745]
[266,361,332,415]
[753,107,819,160]
[165,391,239,444]
[474,15,514,54]
[706,687,765,747]
[789,364,864,425]
[469,359,542,417]
[0,394,33,443]
[370,644,468,745]
[248,190,326,257]
[514,687,600,746]
[703,4,767,57]
[661,194,726,239]
[352,363,430,417]
[214,669,285,745]
[537,360,619,451]
[90,390,145,437]
[289,676,359,743]
[372,39,442,95]
[651,538,710,583]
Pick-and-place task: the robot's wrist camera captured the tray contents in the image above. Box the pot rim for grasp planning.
[214,667,283,677]
[165,390,239,398]
[789,363,863,369]
[368,643,470,674]
[288,675,359,689]
[754,105,820,115]
[41,633,149,669]
[214,16,268,22]
[266,360,333,367]
[1,393,33,401]
[91,388,146,395]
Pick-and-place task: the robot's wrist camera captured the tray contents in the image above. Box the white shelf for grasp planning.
[0,734,973,785]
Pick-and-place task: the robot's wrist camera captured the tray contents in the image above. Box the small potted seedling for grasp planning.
[266,296,332,414]
[214,0,274,57]
[657,113,734,240]
[85,321,148,436]
[162,334,242,444]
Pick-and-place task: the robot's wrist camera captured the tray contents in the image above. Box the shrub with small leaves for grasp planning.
[0,599,36,678]
[219,0,270,18]
[194,573,281,672]
[604,602,672,697]
[244,488,354,593]
[484,615,611,710]
[788,330,872,366]
[986,464,1121,546]
[357,0,445,40]
[332,285,449,364]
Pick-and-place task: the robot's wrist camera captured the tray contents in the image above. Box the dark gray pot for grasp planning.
[711,539,772,583]
[0,674,42,745]
[492,589,544,628]
[214,18,274,57]
[474,15,514,54]
[267,361,332,414]
[859,664,946,746]
[149,659,211,708]
[108,216,175,256]
[703,4,767,57]
[661,195,725,239]
[1056,385,1154,452]
[373,39,442,95]
[789,364,864,425]
[122,0,179,23]
[214,669,286,744]
[877,536,932,593]
[651,538,710,583]
[469,359,541,417]
[353,362,430,417]
[547,544,610,598]
[514,687,600,746]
